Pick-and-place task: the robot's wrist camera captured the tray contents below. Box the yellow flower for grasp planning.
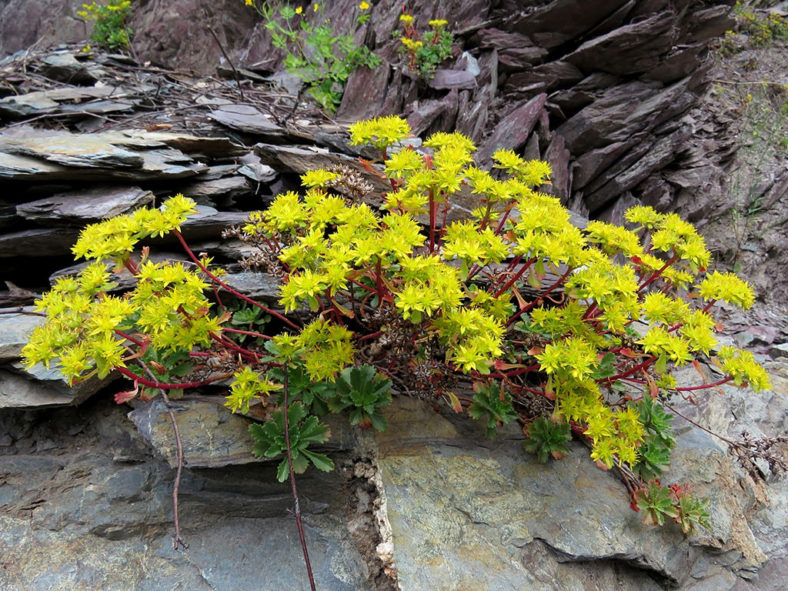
[359,1,370,9]
[295,6,303,14]
[429,19,448,28]
[400,37,423,51]
[245,0,253,5]
[399,14,414,25]
[313,2,319,11]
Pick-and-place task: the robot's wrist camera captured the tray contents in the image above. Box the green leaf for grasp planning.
[302,449,335,472]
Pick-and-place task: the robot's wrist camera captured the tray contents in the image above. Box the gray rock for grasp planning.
[0,365,112,409]
[375,390,784,589]
[0,227,80,258]
[0,398,372,590]
[336,64,392,122]
[0,128,234,182]
[180,176,250,205]
[128,396,358,469]
[476,93,547,165]
[253,143,391,199]
[0,308,45,361]
[504,60,584,96]
[565,11,674,75]
[0,86,136,118]
[405,89,459,136]
[513,0,632,48]
[768,343,788,359]
[16,186,154,224]
[208,104,287,138]
[37,52,98,84]
[584,131,681,212]
[428,69,477,90]
[222,271,282,304]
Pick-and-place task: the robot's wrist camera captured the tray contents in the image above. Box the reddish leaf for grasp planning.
[114,383,139,404]
[445,391,463,414]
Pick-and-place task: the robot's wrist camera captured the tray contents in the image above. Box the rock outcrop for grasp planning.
[1,2,787,589]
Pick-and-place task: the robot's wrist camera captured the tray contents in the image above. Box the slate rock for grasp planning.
[336,64,391,121]
[504,60,584,96]
[222,271,282,305]
[0,364,113,409]
[0,128,226,182]
[544,133,571,202]
[406,89,460,136]
[0,398,371,590]
[476,93,547,165]
[0,226,80,258]
[456,88,489,144]
[179,176,250,205]
[35,52,96,84]
[428,69,477,90]
[254,143,391,197]
[512,0,632,48]
[208,104,287,138]
[0,308,45,361]
[768,343,788,359]
[556,77,693,154]
[375,394,780,589]
[565,11,674,76]
[584,132,681,212]
[128,397,358,469]
[16,186,154,224]
[0,86,136,118]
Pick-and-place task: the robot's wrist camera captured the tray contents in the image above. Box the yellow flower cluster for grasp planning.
[22,196,219,386]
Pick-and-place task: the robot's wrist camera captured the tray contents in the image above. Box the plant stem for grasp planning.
[282,364,317,591]
[506,268,571,326]
[138,361,188,550]
[161,389,188,550]
[637,253,678,292]
[115,366,231,389]
[173,230,299,330]
[674,376,733,392]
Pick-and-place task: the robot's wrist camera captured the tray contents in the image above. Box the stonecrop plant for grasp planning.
[24,116,772,544]
[78,0,133,50]
[244,0,380,110]
[396,12,453,79]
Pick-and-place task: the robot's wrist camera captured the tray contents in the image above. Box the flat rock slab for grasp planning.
[0,362,114,409]
[254,143,391,199]
[0,308,45,362]
[128,397,359,469]
[0,85,138,118]
[16,186,154,224]
[0,128,242,182]
[0,399,370,591]
[374,396,780,589]
[208,104,287,138]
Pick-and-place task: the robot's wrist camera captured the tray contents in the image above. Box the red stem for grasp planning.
[172,230,299,330]
[494,258,535,298]
[507,268,571,327]
[223,327,272,340]
[637,253,678,293]
[282,365,317,591]
[675,376,733,392]
[116,366,227,389]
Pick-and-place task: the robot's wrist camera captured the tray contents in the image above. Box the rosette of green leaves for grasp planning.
[524,417,572,463]
[468,382,518,438]
[327,365,392,431]
[632,397,676,480]
[249,402,334,482]
[636,480,678,526]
